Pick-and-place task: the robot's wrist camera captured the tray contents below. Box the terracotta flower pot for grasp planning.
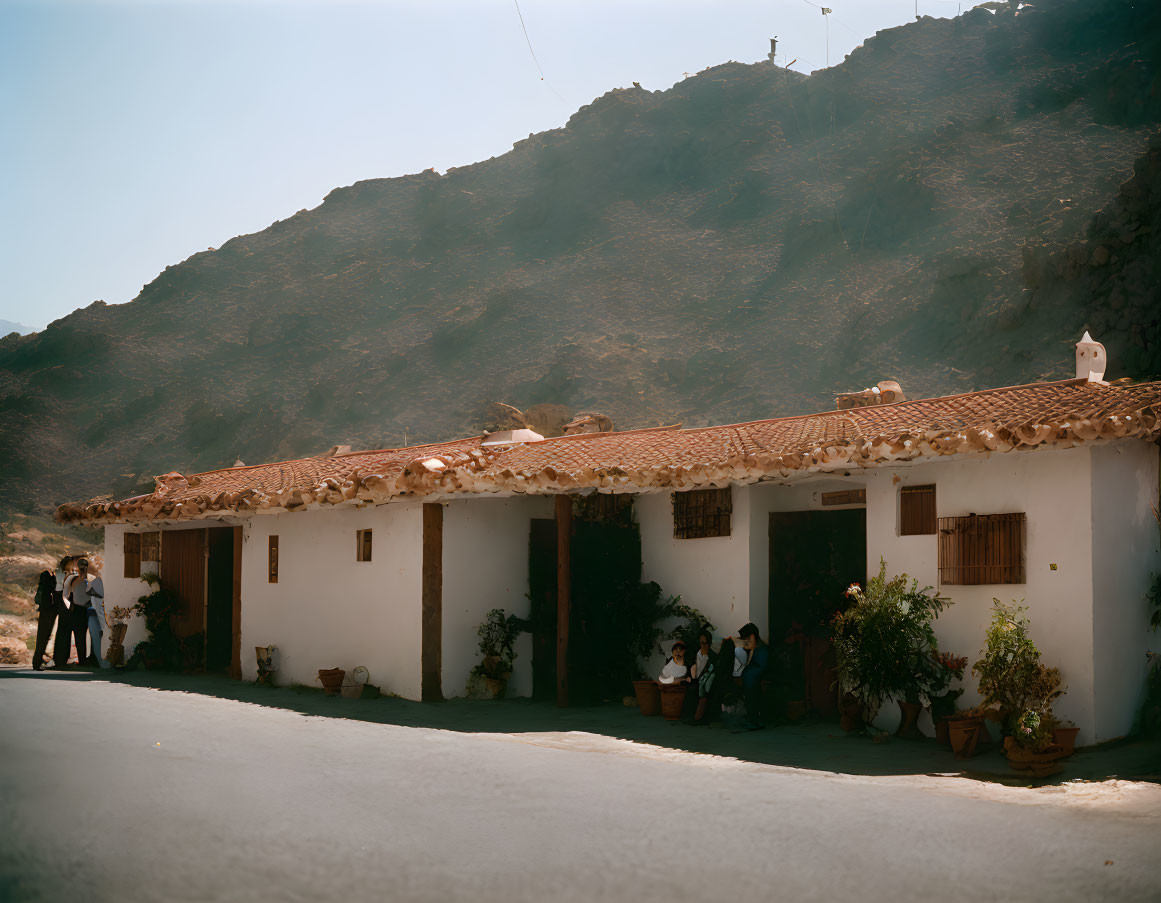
[895,700,924,740]
[318,668,345,696]
[484,677,508,699]
[948,718,982,759]
[934,717,951,747]
[1004,737,1068,776]
[110,623,128,645]
[633,679,661,716]
[659,682,688,721]
[1052,726,1080,757]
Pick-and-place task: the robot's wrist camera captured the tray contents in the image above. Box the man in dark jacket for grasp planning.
[31,570,59,670]
[737,622,769,729]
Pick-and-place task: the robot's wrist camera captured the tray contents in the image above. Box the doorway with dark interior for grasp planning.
[528,494,643,704]
[768,508,866,717]
[205,526,238,673]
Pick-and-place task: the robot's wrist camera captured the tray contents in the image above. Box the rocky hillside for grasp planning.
[1,0,1158,512]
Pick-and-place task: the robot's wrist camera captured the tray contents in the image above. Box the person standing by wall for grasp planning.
[65,557,109,669]
[737,623,769,730]
[31,570,59,670]
[62,559,89,666]
[82,557,109,670]
[52,556,75,667]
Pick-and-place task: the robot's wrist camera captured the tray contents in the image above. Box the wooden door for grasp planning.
[161,528,207,639]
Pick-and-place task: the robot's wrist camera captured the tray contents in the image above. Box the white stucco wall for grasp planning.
[865,446,1099,741]
[638,486,753,656]
[441,495,554,699]
[1090,440,1160,741]
[99,521,227,659]
[240,503,424,699]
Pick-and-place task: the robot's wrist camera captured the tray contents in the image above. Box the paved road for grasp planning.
[2,670,1159,903]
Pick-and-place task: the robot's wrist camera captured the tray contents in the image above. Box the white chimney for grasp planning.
[1075,331,1107,383]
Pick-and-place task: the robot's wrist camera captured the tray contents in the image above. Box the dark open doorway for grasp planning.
[769,508,866,716]
[529,496,643,704]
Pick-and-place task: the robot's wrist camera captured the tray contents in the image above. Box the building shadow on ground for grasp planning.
[7,667,1159,786]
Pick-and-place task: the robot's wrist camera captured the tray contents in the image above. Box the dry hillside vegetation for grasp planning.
[0,0,1158,513]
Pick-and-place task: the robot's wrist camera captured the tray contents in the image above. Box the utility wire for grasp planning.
[512,0,569,106]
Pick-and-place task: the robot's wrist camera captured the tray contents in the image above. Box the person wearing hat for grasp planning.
[735,622,769,729]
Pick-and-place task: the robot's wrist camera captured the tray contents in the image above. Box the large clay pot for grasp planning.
[484,677,508,699]
[1052,727,1080,757]
[934,716,951,747]
[1004,737,1068,777]
[896,700,924,740]
[948,718,982,759]
[110,623,128,645]
[633,680,661,716]
[659,683,688,721]
[318,668,345,696]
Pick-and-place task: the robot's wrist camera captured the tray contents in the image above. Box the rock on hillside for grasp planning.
[1,0,1159,512]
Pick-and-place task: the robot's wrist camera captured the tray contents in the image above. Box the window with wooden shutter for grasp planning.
[268,535,279,583]
[821,488,866,506]
[673,488,732,539]
[356,529,373,562]
[938,513,1026,585]
[140,531,161,564]
[900,485,937,535]
[123,532,141,578]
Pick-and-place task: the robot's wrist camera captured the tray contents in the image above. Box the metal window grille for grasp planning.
[123,532,141,578]
[938,513,1026,585]
[821,488,866,506]
[672,488,732,539]
[356,529,373,562]
[900,485,937,535]
[268,535,279,583]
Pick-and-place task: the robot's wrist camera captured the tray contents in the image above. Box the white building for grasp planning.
[59,339,1160,746]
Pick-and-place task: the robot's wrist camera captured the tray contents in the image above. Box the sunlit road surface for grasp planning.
[2,671,1159,903]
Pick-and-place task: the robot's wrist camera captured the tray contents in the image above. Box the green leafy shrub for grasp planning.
[130,586,183,669]
[973,599,1063,735]
[471,608,526,680]
[830,559,949,722]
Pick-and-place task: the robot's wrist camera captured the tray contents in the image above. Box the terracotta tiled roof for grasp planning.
[55,377,1161,525]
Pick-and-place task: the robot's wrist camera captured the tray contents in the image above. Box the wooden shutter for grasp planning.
[141,531,161,563]
[123,532,141,578]
[159,528,207,638]
[938,513,1026,585]
[672,488,732,539]
[268,535,279,583]
[900,485,937,535]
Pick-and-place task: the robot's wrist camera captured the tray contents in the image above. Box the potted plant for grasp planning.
[1052,720,1080,755]
[105,606,133,668]
[466,608,525,700]
[318,668,345,696]
[830,560,949,735]
[129,584,183,670]
[1004,709,1070,776]
[972,600,1064,737]
[255,645,277,686]
[947,704,991,759]
[928,652,969,746]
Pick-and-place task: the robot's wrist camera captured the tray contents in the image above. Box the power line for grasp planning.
[513,0,546,81]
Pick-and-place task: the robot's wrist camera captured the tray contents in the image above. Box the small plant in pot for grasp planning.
[466,608,525,700]
[928,652,969,746]
[830,560,948,736]
[973,599,1064,736]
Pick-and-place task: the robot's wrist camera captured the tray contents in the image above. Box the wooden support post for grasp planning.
[555,494,571,708]
[421,503,444,702]
[230,526,243,680]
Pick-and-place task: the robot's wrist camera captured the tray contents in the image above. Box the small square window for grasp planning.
[141,531,161,563]
[356,529,373,562]
[900,485,937,535]
[268,535,279,583]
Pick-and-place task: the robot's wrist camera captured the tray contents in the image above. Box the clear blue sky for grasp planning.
[0,0,975,331]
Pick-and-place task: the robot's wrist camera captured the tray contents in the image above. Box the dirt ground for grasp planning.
[2,668,1160,903]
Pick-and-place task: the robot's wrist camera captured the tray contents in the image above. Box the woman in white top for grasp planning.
[657,641,689,684]
[65,557,110,669]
